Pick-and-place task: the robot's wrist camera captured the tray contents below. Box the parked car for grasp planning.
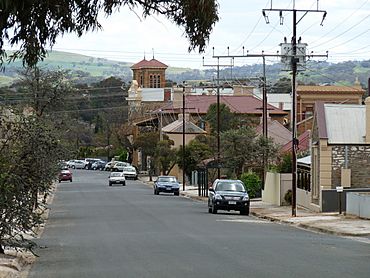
[91,160,107,170]
[58,169,72,183]
[70,160,85,169]
[84,158,100,170]
[108,172,126,186]
[66,160,76,168]
[208,179,250,215]
[112,161,130,172]
[104,161,116,171]
[153,176,180,196]
[122,166,138,180]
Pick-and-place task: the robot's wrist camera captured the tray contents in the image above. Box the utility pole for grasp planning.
[182,86,186,191]
[262,0,327,216]
[159,109,163,141]
[202,55,233,179]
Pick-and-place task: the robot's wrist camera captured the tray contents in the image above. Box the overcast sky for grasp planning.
[48,0,370,69]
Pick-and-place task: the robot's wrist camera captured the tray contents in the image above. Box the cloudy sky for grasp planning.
[49,0,370,68]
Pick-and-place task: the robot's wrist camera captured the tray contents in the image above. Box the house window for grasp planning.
[149,75,154,88]
[156,75,161,88]
[140,75,143,87]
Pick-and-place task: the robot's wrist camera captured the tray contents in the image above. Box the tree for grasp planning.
[155,139,176,175]
[0,110,66,253]
[176,138,212,177]
[0,0,219,67]
[205,103,237,134]
[220,127,257,177]
[14,67,75,117]
[220,128,278,178]
[133,131,159,179]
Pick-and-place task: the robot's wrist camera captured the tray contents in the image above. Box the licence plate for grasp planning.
[166,187,172,190]
[229,201,237,205]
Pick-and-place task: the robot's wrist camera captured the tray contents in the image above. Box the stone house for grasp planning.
[300,98,370,212]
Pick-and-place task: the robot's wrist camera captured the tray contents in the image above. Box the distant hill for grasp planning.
[1,51,369,89]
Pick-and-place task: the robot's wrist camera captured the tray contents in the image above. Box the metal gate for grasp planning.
[197,169,208,197]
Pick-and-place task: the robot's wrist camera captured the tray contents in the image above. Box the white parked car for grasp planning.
[109,172,126,186]
[70,160,85,169]
[122,166,138,180]
[112,161,131,172]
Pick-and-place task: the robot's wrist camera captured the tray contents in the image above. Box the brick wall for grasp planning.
[332,145,370,188]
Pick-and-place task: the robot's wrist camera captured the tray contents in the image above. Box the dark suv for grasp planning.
[208,179,250,215]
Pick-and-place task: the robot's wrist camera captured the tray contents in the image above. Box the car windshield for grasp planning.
[157,177,177,183]
[123,167,135,172]
[215,181,245,192]
[111,172,122,177]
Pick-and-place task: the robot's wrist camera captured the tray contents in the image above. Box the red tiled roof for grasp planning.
[161,95,287,115]
[297,85,364,94]
[131,58,168,69]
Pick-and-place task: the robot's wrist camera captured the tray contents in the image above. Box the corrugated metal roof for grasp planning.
[297,155,311,165]
[325,104,366,144]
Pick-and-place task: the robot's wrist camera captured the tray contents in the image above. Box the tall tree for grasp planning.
[0,0,219,67]
[155,139,176,175]
[220,127,278,178]
[0,110,66,253]
[205,103,237,134]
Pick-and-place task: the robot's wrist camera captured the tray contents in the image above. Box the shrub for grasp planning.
[284,189,292,205]
[240,172,261,198]
[276,152,292,173]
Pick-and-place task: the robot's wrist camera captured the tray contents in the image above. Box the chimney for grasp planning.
[366,97,370,143]
[172,87,183,109]
[164,88,171,102]
[233,84,253,96]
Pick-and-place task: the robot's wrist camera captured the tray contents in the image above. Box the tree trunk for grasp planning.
[0,242,4,254]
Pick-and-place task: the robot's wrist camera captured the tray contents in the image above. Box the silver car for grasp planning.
[109,172,126,186]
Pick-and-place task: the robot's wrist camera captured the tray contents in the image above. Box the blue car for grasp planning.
[154,176,180,196]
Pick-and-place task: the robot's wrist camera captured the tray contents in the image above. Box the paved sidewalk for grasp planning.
[141,177,370,237]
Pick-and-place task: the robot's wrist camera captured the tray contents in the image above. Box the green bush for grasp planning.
[240,172,261,198]
[276,152,292,173]
[284,189,292,205]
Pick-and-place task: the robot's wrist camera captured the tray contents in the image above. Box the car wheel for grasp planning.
[212,204,218,214]
[109,182,112,186]
[208,201,212,213]
[154,189,159,195]
[72,166,75,169]
[70,179,72,182]
[122,182,126,186]
[58,180,61,183]
[174,192,179,196]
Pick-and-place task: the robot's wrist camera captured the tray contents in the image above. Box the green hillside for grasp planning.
[1,50,369,89]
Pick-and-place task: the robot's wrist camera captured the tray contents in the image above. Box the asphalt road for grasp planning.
[29,170,370,278]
